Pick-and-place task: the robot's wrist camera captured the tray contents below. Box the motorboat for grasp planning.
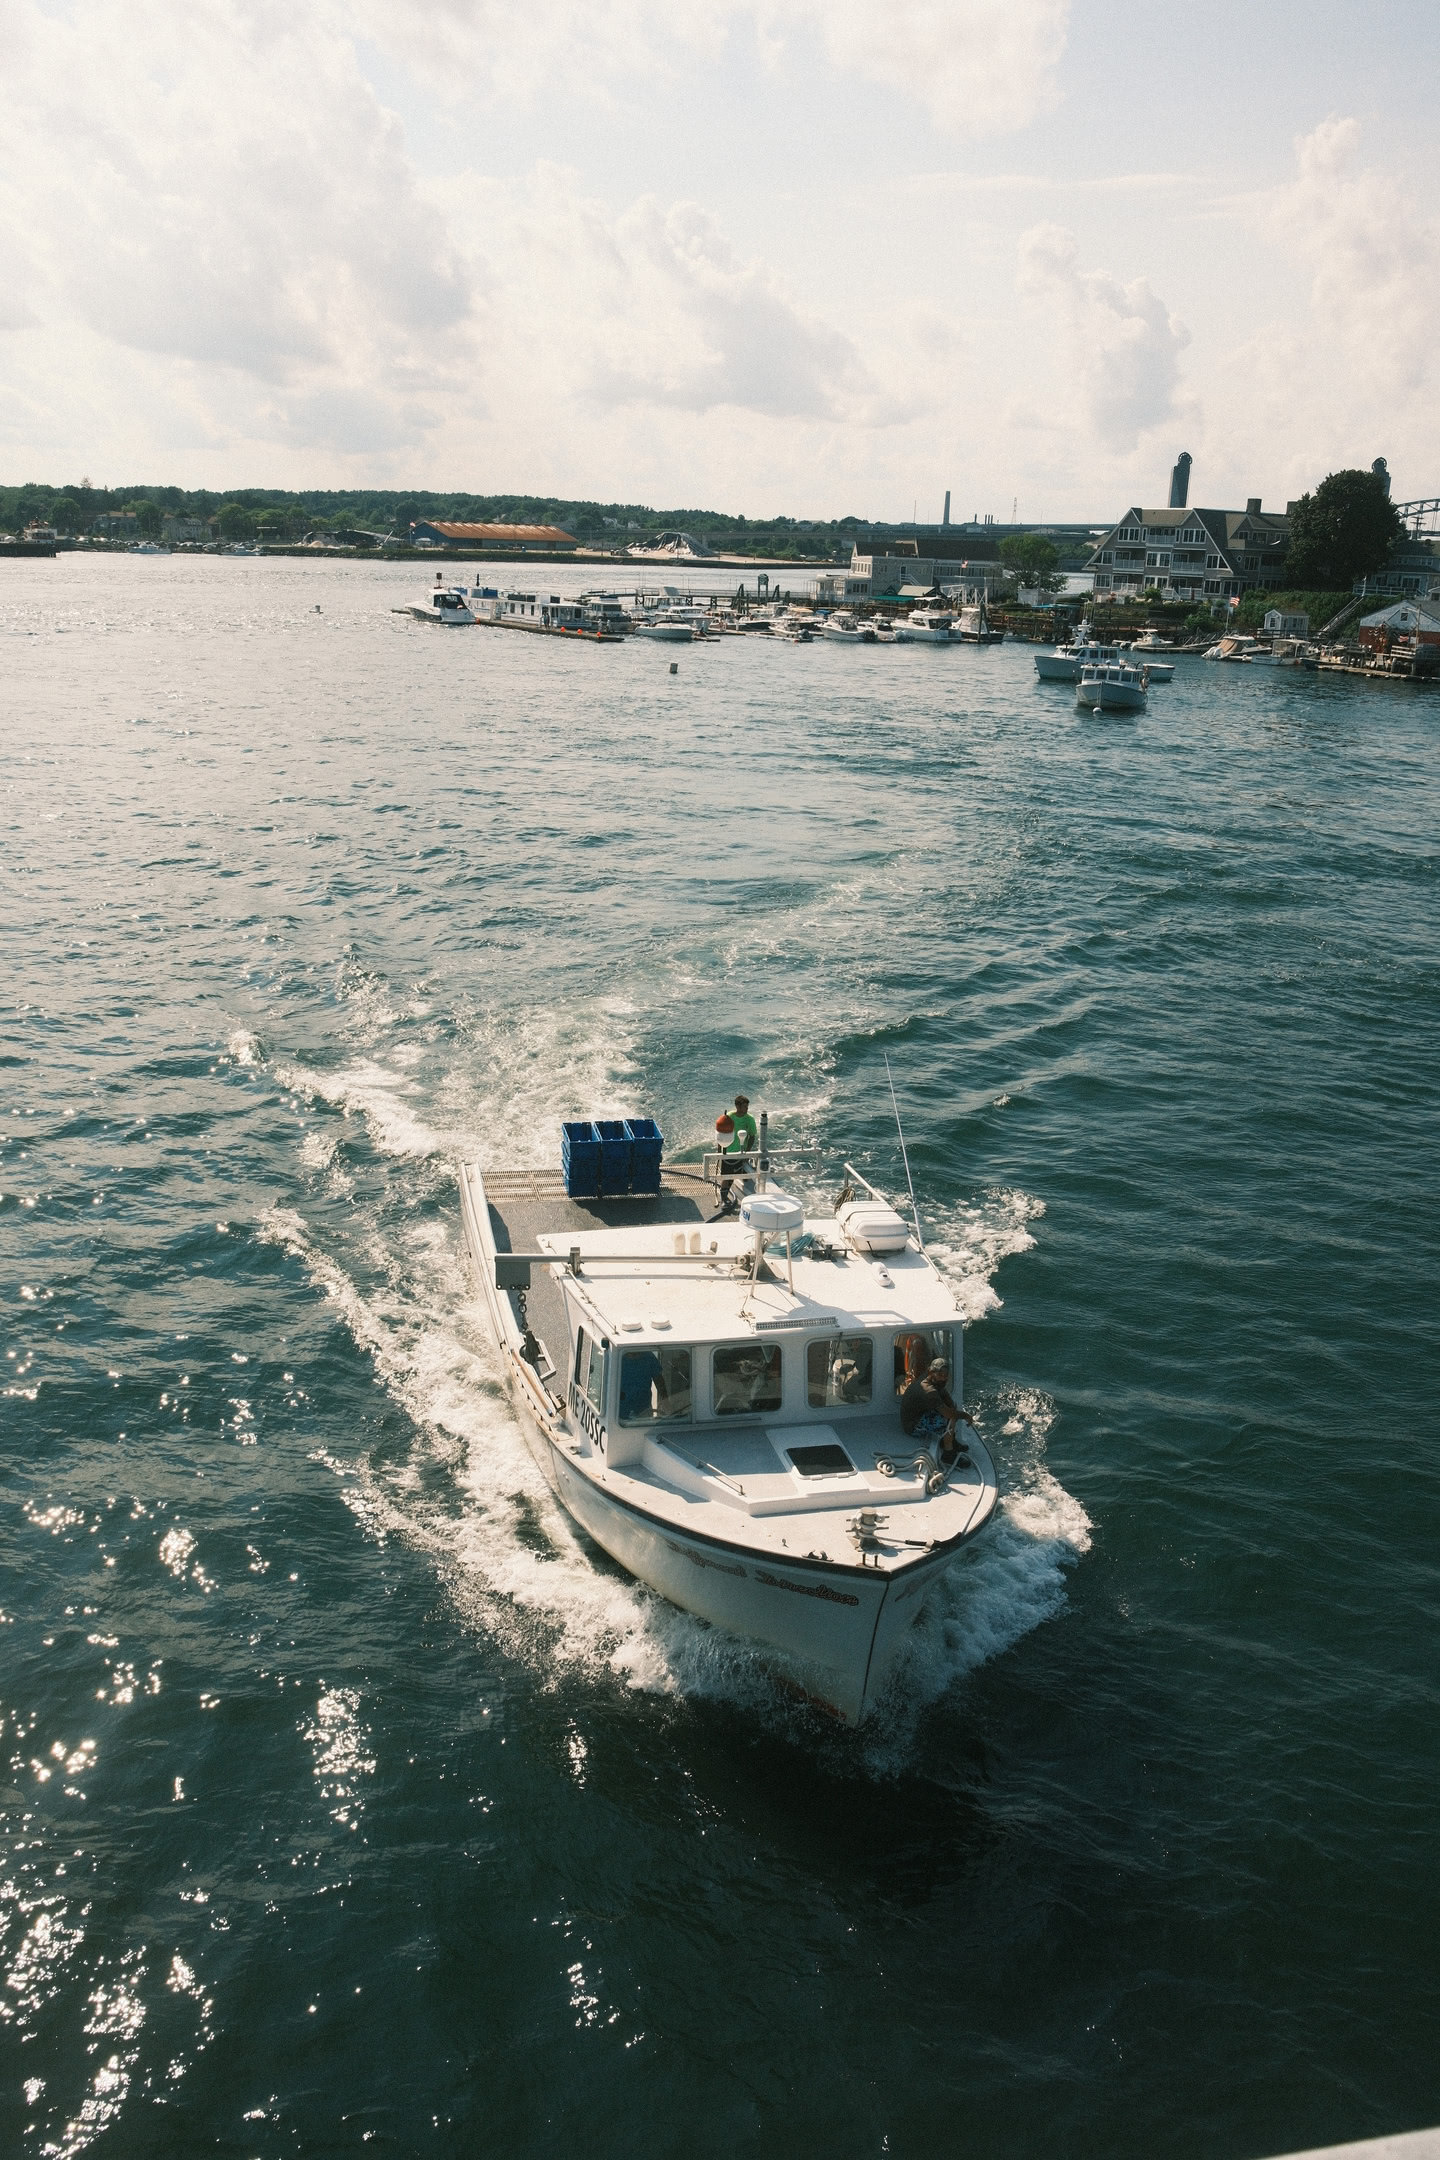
[895,608,956,643]
[129,541,171,556]
[822,612,878,644]
[953,601,1005,645]
[1249,638,1317,670]
[1076,662,1148,712]
[1129,631,1175,651]
[1035,639,1126,683]
[1202,635,1261,663]
[633,615,694,642]
[394,584,479,625]
[776,610,818,642]
[458,1117,999,1725]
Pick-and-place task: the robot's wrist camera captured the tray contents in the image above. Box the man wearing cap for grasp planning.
[900,1358,975,1466]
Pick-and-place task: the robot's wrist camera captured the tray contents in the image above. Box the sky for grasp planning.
[3,0,1439,521]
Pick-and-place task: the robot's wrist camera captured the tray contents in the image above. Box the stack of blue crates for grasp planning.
[561,1120,601,1198]
[595,1120,631,1196]
[625,1117,663,1195]
[560,1117,665,1199]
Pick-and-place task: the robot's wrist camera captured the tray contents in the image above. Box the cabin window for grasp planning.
[712,1344,782,1418]
[806,1336,873,1409]
[574,1328,607,1416]
[618,1346,692,1426]
[893,1328,955,1391]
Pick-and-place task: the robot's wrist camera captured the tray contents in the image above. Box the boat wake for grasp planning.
[249,990,1089,1764]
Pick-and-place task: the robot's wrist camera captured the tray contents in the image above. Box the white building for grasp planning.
[847,540,1002,597]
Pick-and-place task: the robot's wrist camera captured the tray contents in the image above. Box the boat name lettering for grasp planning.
[663,1537,747,1580]
[570,1382,605,1448]
[753,1568,860,1608]
[755,1315,837,1333]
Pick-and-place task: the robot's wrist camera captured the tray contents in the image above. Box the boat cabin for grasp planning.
[536,1211,964,1501]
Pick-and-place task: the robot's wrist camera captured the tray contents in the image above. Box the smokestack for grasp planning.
[1168,451,1192,509]
[943,490,951,527]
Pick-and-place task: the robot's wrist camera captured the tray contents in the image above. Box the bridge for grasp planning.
[1394,497,1440,538]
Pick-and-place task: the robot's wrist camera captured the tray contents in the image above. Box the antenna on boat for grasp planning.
[884,1052,925,1254]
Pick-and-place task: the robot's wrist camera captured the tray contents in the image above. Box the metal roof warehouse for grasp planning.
[410,520,578,551]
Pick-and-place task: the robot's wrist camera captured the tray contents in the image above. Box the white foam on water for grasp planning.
[925,1186,1045,1322]
[275,1057,440,1161]
[225,1028,262,1067]
[861,1388,1092,1771]
[436,996,644,1167]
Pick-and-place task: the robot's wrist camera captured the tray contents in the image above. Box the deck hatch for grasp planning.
[787,1443,856,1479]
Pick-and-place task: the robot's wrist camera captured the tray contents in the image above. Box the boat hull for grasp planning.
[1077,682,1146,711]
[1035,653,1081,681]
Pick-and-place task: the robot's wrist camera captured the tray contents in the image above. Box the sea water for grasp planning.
[1,555,1437,2158]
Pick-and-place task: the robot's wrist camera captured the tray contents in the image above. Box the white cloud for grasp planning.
[1017,222,1193,453]
[1272,116,1438,403]
[809,0,1071,139]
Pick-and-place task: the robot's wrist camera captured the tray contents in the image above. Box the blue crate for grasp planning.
[595,1119,632,1196]
[561,1120,601,1198]
[625,1117,663,1193]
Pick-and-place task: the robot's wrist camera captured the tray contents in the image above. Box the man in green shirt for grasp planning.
[717,1094,759,1211]
[728,1095,758,1153]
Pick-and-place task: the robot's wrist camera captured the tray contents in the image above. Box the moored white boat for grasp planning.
[458,1119,999,1724]
[822,612,878,644]
[953,601,1005,644]
[394,584,479,624]
[895,607,955,643]
[1035,639,1125,683]
[1076,662,1148,712]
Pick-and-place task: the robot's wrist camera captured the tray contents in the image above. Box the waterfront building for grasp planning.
[1357,599,1440,650]
[847,538,1003,597]
[91,510,139,538]
[1086,497,1289,602]
[409,521,578,552]
[162,515,214,544]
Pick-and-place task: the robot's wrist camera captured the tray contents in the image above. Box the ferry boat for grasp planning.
[894,608,955,643]
[458,1119,999,1724]
[1076,661,1148,713]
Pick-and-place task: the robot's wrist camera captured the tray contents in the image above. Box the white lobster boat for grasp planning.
[458,1128,998,1724]
[1076,661,1148,712]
